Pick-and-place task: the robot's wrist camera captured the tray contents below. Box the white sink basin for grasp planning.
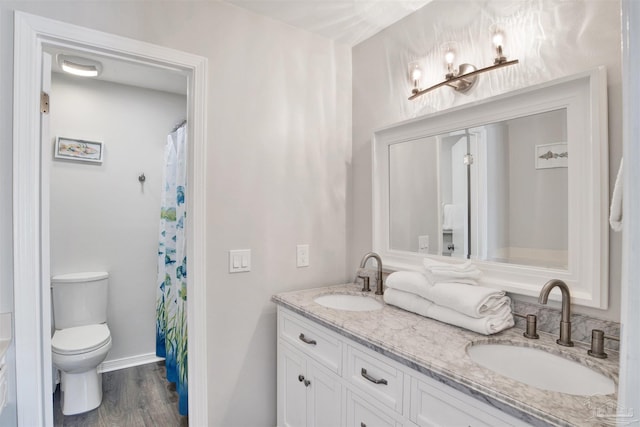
[467,343,615,396]
[314,294,383,311]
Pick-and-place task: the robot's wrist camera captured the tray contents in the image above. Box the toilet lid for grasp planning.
[52,324,111,355]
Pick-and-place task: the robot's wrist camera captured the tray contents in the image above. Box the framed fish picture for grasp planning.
[54,137,104,163]
[535,142,567,170]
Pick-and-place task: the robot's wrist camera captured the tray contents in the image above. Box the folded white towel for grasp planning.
[384,289,514,335]
[385,271,433,300]
[424,283,511,318]
[384,288,434,317]
[610,157,623,232]
[423,258,475,271]
[423,258,482,285]
[427,300,514,335]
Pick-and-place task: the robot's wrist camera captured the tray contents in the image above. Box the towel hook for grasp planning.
[138,173,146,183]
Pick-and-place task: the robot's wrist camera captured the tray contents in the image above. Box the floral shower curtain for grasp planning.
[156,123,188,416]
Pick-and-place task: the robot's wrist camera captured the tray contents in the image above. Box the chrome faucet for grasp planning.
[357,252,384,295]
[538,279,573,347]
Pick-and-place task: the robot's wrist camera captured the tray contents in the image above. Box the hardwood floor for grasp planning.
[54,361,188,427]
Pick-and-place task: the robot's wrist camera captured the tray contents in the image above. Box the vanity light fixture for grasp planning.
[57,55,102,78]
[408,30,518,100]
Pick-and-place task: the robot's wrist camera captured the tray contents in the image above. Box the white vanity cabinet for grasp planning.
[277,306,528,427]
[278,309,344,427]
[279,342,343,427]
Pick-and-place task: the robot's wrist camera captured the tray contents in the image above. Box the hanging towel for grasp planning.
[442,204,455,230]
[384,289,514,335]
[610,158,623,232]
[424,282,511,318]
[385,271,433,300]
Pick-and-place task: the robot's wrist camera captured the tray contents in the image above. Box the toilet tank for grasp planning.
[51,272,109,329]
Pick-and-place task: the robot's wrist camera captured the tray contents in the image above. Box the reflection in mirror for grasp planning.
[389,108,568,269]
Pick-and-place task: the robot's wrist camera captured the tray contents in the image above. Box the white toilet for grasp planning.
[51,272,112,416]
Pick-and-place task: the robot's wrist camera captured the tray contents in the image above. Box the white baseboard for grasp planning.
[98,352,164,373]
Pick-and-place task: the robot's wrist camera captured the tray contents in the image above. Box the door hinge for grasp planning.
[463,153,474,165]
[40,92,49,114]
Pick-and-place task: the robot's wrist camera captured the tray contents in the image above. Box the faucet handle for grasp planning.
[588,329,619,359]
[513,313,539,339]
[357,274,371,292]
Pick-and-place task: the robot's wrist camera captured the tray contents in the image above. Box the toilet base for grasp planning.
[60,369,103,415]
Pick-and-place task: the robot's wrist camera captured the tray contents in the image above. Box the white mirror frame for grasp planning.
[373,67,609,309]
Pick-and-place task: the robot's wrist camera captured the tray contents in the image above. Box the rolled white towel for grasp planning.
[383,288,434,318]
[424,282,511,318]
[384,289,514,335]
[385,271,433,299]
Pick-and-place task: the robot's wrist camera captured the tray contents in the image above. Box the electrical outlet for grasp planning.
[296,244,309,267]
[418,235,430,254]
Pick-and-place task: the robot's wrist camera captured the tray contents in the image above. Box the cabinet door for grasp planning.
[279,343,308,427]
[307,361,343,427]
[347,391,401,427]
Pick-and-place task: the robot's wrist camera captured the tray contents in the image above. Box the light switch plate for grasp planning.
[296,244,309,267]
[229,249,251,273]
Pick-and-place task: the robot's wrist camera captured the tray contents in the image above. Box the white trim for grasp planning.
[619,0,640,415]
[13,12,208,427]
[98,353,165,374]
[373,68,608,309]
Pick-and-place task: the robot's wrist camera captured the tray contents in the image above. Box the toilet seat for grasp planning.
[52,324,111,355]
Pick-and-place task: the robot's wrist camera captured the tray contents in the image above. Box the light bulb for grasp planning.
[492,32,504,48]
[445,51,455,65]
[411,66,422,82]
[61,61,99,77]
[492,31,506,64]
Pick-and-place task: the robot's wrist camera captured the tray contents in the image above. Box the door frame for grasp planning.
[619,0,640,414]
[13,11,208,426]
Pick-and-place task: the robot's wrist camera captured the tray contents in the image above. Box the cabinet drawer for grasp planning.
[410,377,521,427]
[347,391,401,427]
[279,309,342,374]
[347,345,404,414]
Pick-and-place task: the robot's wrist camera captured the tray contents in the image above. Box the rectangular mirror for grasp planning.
[373,68,608,308]
[389,108,568,269]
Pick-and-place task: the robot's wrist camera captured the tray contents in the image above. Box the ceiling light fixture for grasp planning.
[57,55,102,78]
[408,30,518,100]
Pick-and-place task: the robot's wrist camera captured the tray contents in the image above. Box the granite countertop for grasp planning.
[272,283,620,427]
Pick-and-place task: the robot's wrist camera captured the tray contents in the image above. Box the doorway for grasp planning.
[13,12,208,426]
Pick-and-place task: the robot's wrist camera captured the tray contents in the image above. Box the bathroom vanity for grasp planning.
[273,283,619,427]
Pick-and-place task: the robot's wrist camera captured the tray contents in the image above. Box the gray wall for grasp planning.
[0,2,351,425]
[352,0,622,321]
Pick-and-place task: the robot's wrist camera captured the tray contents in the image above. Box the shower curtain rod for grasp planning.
[172,119,187,133]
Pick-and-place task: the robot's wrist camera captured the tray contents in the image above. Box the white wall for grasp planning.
[0,2,351,426]
[352,0,622,321]
[49,73,186,364]
[506,110,567,255]
[389,138,439,253]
